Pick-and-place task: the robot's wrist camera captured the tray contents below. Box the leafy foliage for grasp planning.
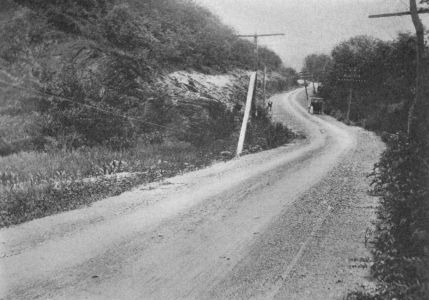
[368,133,429,299]
[302,53,332,81]
[319,34,423,132]
[0,0,297,227]
[1,0,286,150]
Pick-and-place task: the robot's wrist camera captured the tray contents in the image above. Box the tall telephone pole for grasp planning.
[369,2,428,138]
[235,33,285,71]
[235,33,285,115]
[234,33,285,156]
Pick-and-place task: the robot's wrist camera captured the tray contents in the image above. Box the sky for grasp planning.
[195,0,429,70]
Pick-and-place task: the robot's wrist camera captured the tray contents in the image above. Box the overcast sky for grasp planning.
[195,0,429,70]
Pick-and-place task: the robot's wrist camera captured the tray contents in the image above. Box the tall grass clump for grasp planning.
[0,142,214,227]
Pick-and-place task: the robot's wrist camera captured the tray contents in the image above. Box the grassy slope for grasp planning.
[0,0,288,152]
[0,1,298,227]
[0,69,297,227]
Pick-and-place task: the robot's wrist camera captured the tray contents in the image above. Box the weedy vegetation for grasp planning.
[0,0,298,227]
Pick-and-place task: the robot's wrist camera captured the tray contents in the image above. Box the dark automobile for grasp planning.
[310,97,324,114]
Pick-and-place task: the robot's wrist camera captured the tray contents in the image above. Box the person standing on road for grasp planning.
[267,100,273,112]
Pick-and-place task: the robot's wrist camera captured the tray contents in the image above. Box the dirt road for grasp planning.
[0,88,384,299]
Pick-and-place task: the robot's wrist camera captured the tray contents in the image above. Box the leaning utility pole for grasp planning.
[235,33,285,109]
[236,72,257,156]
[369,1,429,140]
[235,33,285,156]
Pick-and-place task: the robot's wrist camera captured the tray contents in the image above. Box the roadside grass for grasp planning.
[0,142,214,227]
[0,113,297,228]
[0,142,206,184]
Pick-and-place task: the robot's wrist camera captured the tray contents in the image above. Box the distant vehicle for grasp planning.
[310,97,324,115]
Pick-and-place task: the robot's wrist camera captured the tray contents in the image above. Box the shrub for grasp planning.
[319,34,419,133]
[175,100,235,147]
[245,107,296,151]
[369,133,429,299]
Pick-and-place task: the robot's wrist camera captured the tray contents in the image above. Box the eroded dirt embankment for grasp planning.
[0,88,384,300]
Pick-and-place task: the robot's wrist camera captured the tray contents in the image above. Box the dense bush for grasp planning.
[368,133,429,299]
[0,0,287,150]
[267,67,298,92]
[174,100,235,147]
[245,106,297,151]
[319,34,421,133]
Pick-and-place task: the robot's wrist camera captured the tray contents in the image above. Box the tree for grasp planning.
[302,53,332,81]
[258,47,282,70]
[319,34,419,132]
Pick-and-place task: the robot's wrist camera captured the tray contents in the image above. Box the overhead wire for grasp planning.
[0,79,173,130]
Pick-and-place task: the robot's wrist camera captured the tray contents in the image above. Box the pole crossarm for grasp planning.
[369,8,429,18]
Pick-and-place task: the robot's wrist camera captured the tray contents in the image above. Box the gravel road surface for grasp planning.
[0,88,384,299]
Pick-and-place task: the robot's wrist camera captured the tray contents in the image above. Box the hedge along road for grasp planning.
[0,88,384,299]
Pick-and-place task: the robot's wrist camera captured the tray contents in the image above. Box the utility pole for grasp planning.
[235,33,285,71]
[369,2,429,139]
[234,33,285,156]
[263,65,267,104]
[347,87,353,123]
[312,76,316,94]
[236,72,257,156]
[235,33,285,115]
[338,70,364,123]
[299,72,313,110]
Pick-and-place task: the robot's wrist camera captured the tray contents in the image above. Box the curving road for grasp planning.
[0,88,383,299]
